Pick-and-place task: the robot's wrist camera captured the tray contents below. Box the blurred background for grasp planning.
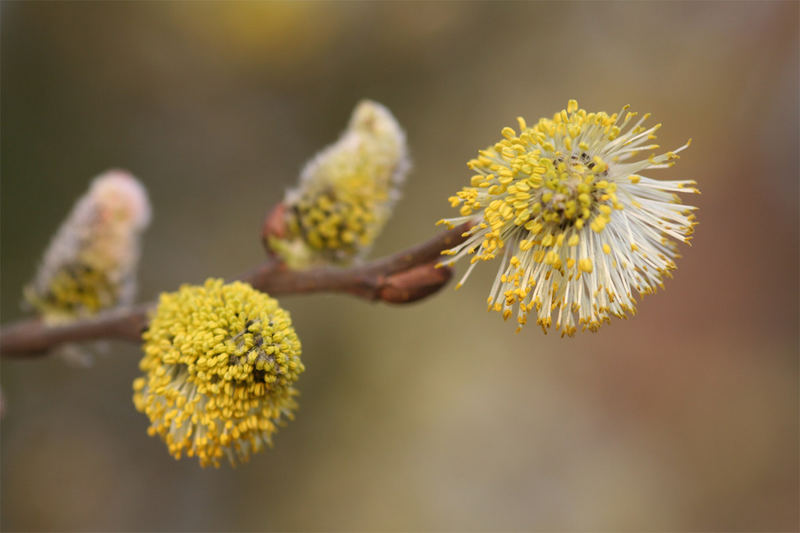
[1,2,798,531]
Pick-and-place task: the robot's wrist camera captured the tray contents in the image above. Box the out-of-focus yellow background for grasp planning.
[1,2,797,531]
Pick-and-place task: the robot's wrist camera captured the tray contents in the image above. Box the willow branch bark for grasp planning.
[0,223,470,358]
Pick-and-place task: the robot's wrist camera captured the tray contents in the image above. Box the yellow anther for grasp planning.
[592,156,608,173]
[567,99,578,113]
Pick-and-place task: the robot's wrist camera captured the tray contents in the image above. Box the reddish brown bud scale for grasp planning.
[378,262,453,304]
[261,202,289,252]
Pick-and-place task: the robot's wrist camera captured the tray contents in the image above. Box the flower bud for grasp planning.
[25,170,151,323]
[269,100,410,268]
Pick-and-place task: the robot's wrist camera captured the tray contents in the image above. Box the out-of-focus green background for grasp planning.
[1,2,797,531]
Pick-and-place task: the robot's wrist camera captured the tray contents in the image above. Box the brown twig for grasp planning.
[0,223,471,358]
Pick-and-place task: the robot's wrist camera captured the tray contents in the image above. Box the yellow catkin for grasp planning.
[25,170,151,323]
[271,100,410,268]
[133,279,304,467]
[439,100,698,335]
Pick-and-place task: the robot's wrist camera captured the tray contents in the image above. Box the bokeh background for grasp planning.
[2,2,798,531]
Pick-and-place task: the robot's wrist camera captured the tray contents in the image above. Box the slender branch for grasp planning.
[246,222,470,298]
[0,223,471,358]
[0,304,153,355]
